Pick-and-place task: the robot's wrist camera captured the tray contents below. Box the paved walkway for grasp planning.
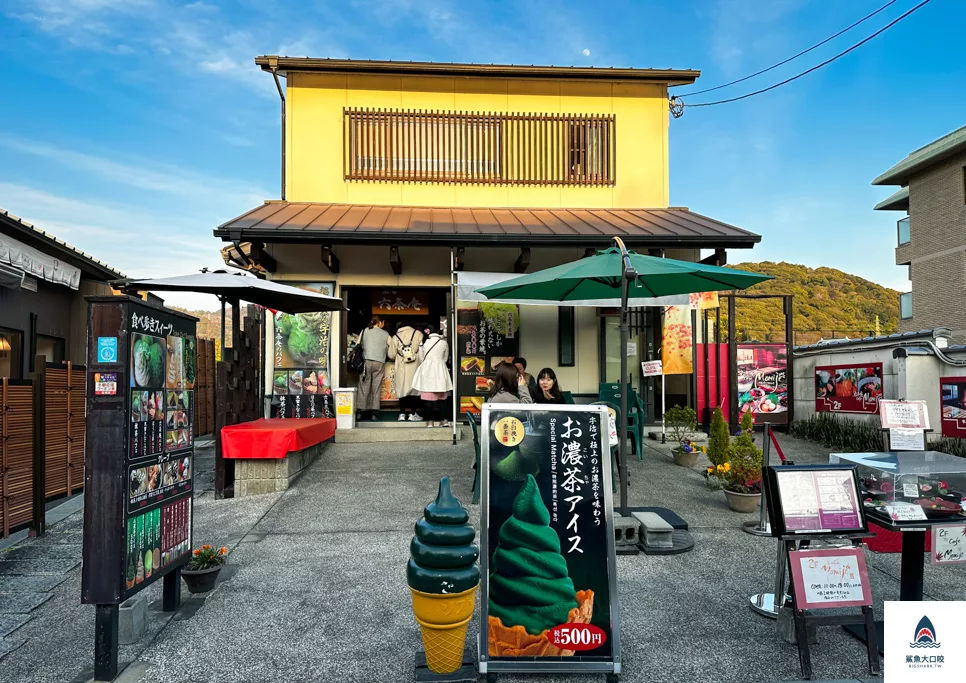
[1,431,963,682]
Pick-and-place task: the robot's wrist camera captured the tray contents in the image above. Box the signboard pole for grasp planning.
[94,604,119,681]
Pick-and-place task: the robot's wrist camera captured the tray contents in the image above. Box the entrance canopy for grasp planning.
[456,271,688,307]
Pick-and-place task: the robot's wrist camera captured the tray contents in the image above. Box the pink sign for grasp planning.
[940,377,966,439]
[789,548,872,610]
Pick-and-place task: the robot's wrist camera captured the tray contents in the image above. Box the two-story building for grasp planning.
[214,57,763,418]
[873,124,966,342]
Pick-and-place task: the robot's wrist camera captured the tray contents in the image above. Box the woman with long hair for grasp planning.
[356,315,389,421]
[532,367,564,403]
[487,362,533,404]
[411,323,452,427]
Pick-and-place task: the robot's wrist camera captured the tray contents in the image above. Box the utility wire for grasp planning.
[678,0,932,109]
[680,0,899,97]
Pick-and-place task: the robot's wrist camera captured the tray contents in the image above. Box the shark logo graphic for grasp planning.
[910,615,941,648]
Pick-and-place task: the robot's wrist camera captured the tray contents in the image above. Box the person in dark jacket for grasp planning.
[488,362,533,404]
[513,357,538,397]
[532,367,564,404]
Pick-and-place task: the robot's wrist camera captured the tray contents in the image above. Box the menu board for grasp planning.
[271,282,335,417]
[931,524,966,565]
[124,303,195,598]
[879,400,930,430]
[940,377,966,438]
[736,343,788,424]
[765,465,867,536]
[83,298,197,607]
[788,548,872,609]
[815,362,882,415]
[456,302,519,414]
[480,405,620,674]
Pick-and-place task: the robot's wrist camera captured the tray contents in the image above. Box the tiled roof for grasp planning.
[794,328,950,352]
[873,124,966,186]
[0,208,125,280]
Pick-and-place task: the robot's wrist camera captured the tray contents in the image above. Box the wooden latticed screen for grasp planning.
[344,108,616,186]
[194,338,215,437]
[1,379,34,536]
[44,363,86,499]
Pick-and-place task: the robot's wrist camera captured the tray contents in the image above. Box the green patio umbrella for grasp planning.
[476,238,774,516]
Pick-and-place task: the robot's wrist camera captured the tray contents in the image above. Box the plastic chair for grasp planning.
[628,387,647,461]
[466,412,481,504]
[561,390,576,405]
[597,384,642,458]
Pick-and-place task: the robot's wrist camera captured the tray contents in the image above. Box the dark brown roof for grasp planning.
[255,56,700,86]
[215,202,759,248]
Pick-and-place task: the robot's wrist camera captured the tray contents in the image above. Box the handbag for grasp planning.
[348,329,367,374]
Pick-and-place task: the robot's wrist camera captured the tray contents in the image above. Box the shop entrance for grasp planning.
[342,286,450,415]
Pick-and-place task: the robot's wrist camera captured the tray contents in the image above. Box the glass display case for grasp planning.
[829,451,966,522]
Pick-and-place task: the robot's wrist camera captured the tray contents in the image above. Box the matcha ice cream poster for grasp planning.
[272,282,334,392]
[483,406,617,662]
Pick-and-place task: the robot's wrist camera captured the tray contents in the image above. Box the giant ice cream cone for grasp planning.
[487,474,596,657]
[407,477,480,674]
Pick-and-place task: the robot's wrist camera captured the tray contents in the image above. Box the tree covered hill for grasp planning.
[725,262,900,345]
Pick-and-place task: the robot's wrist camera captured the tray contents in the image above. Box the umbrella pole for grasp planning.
[615,237,636,518]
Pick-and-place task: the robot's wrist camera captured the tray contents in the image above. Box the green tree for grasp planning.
[707,407,731,467]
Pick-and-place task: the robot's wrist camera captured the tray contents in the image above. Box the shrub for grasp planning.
[931,437,966,458]
[664,405,697,446]
[727,428,763,494]
[707,407,731,466]
[790,413,883,452]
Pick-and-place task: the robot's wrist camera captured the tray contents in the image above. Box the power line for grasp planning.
[672,0,932,112]
[680,0,899,97]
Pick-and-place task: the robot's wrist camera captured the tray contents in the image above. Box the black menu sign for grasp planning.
[83,297,196,605]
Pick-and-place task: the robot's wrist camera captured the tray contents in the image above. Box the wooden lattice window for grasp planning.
[343,108,615,186]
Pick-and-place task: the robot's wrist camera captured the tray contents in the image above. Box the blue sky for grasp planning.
[0,0,962,310]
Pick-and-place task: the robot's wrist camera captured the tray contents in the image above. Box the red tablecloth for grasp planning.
[221,418,336,459]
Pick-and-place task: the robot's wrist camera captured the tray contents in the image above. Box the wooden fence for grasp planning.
[195,338,215,437]
[1,378,34,537]
[44,363,86,499]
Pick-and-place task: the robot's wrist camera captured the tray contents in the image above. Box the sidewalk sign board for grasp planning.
[479,403,620,676]
[931,524,966,565]
[764,465,868,536]
[82,296,197,680]
[788,547,873,610]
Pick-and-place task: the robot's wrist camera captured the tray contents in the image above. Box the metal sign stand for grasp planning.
[748,425,781,618]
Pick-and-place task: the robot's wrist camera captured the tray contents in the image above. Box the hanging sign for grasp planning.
[788,547,872,610]
[931,524,966,565]
[480,404,620,676]
[737,343,788,424]
[456,301,520,415]
[641,360,663,377]
[371,288,428,316]
[271,282,334,418]
[889,428,925,451]
[879,400,929,430]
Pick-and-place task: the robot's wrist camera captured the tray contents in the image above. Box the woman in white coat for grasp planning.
[411,324,452,427]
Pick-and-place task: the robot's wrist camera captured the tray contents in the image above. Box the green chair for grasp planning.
[598,383,642,458]
[466,412,481,504]
[628,387,648,461]
[561,390,576,405]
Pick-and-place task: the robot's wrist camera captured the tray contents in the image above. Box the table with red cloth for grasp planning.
[221,418,336,459]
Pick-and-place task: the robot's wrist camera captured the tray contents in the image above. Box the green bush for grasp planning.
[707,407,731,466]
[790,413,884,452]
[931,437,966,458]
[664,405,697,446]
[727,427,763,494]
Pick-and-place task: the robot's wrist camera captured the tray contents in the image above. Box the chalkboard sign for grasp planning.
[83,297,196,605]
[479,404,620,676]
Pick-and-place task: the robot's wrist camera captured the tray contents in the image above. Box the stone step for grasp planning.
[336,425,464,443]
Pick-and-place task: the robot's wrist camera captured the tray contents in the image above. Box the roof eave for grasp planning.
[255,56,700,86]
[873,186,910,211]
[872,140,966,186]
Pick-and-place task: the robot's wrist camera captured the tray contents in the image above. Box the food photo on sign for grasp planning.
[815,363,882,414]
[736,344,788,421]
[940,377,966,438]
[484,408,614,660]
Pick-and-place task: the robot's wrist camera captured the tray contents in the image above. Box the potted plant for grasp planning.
[664,405,699,467]
[722,411,763,513]
[707,406,731,469]
[181,544,229,593]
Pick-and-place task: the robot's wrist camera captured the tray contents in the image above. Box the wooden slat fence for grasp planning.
[194,338,215,437]
[44,362,86,499]
[1,378,34,536]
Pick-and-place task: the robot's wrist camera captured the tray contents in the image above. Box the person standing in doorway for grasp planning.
[388,320,424,421]
[411,324,452,428]
[357,316,390,421]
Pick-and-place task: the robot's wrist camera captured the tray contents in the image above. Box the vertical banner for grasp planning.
[271,282,335,419]
[661,305,693,375]
[736,343,788,424]
[480,404,620,676]
[940,376,966,438]
[815,363,883,415]
[456,301,520,415]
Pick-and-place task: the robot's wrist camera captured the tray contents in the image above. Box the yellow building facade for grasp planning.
[216,58,760,418]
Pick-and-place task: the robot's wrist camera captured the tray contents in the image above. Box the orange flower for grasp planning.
[218,547,228,556]
[193,549,201,556]
[202,544,212,550]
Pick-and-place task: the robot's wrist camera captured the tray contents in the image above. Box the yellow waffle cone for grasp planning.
[416,614,472,673]
[410,586,477,674]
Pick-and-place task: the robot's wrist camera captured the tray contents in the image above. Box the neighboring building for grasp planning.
[214,57,763,416]
[873,125,966,342]
[0,209,124,379]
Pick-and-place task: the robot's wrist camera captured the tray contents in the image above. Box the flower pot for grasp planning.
[672,449,700,468]
[181,565,222,593]
[724,489,761,514]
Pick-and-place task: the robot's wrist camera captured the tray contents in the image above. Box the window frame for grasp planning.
[899,291,913,320]
[558,306,576,367]
[0,327,24,379]
[896,216,910,246]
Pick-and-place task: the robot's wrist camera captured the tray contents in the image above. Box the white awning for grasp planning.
[0,232,81,290]
[456,271,688,307]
